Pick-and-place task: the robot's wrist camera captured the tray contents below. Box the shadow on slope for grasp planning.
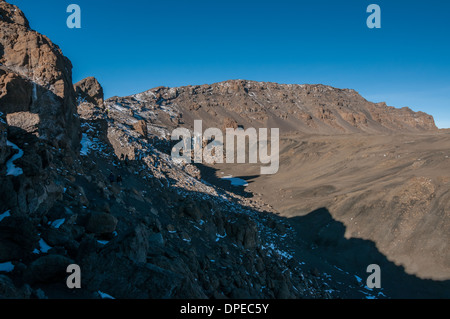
[194,163,258,199]
[288,207,450,299]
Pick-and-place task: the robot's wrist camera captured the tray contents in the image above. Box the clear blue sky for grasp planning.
[9,0,450,128]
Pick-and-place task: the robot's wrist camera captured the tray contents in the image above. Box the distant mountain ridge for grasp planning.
[106,80,437,135]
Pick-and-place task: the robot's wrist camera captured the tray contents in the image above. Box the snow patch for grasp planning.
[33,238,52,254]
[80,133,104,156]
[0,210,11,223]
[0,262,14,273]
[6,141,24,176]
[261,243,294,260]
[98,291,115,299]
[221,175,248,187]
[32,82,37,106]
[215,231,227,242]
[80,133,93,156]
[51,218,65,229]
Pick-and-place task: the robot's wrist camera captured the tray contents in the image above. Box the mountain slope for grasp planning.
[106,80,437,136]
[211,132,450,281]
[105,80,449,282]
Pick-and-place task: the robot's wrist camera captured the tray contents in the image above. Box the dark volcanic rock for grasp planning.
[26,255,74,283]
[0,121,10,166]
[0,216,39,262]
[0,275,31,299]
[86,212,118,235]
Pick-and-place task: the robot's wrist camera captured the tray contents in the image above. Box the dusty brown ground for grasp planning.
[206,131,450,281]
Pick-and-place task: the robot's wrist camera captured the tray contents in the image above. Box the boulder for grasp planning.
[0,216,39,262]
[6,112,40,135]
[133,120,148,137]
[26,255,74,283]
[86,212,118,235]
[0,275,31,299]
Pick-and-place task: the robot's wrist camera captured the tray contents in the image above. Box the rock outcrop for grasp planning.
[0,0,83,222]
[0,1,29,27]
[0,0,80,149]
[75,77,106,122]
[74,77,104,107]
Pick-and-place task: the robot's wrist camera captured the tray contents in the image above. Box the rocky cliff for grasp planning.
[0,0,80,149]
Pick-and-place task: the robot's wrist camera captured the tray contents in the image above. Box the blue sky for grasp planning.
[9,0,450,128]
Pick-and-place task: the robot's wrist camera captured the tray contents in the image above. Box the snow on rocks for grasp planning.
[80,133,93,156]
[98,291,115,299]
[0,210,11,222]
[6,140,23,176]
[33,238,53,254]
[0,262,14,273]
[50,218,65,229]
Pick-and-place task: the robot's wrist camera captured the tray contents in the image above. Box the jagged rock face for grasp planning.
[107,80,437,135]
[74,77,105,121]
[133,120,148,137]
[0,0,80,149]
[74,77,104,107]
[0,1,81,261]
[0,1,29,28]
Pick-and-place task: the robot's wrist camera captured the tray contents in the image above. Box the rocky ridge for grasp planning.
[106,80,437,136]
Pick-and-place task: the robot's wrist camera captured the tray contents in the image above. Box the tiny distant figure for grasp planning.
[125,155,129,166]
[116,175,123,185]
[120,153,125,161]
[109,172,115,184]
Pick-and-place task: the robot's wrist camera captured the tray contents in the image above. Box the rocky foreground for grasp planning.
[0,0,448,299]
[0,0,355,299]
